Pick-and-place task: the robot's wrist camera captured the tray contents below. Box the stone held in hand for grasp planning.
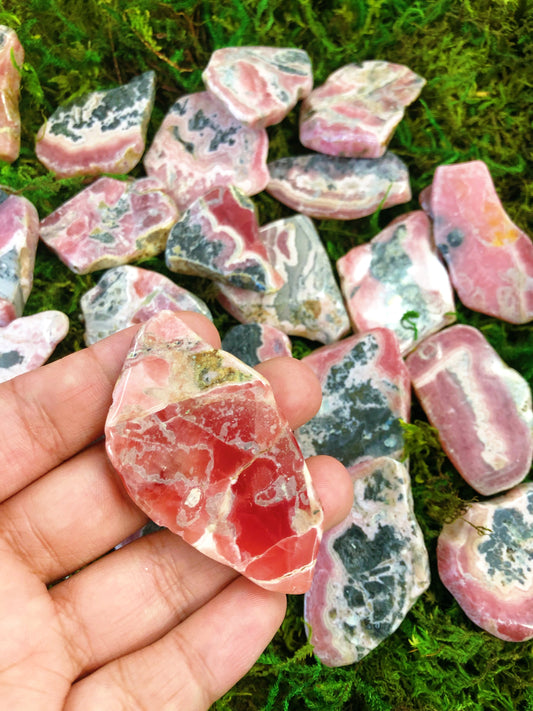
[144,91,269,212]
[202,46,313,128]
[438,483,533,642]
[0,25,24,163]
[80,264,212,345]
[337,210,456,354]
[35,72,156,178]
[422,160,533,324]
[165,185,283,292]
[0,310,69,383]
[105,310,324,594]
[216,213,350,344]
[221,323,292,367]
[39,177,179,274]
[406,324,533,496]
[266,152,411,220]
[0,190,40,326]
[305,457,430,666]
[300,60,426,159]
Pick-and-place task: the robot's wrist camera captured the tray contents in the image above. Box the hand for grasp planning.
[0,313,352,710]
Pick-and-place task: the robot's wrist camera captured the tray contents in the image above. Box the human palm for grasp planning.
[0,313,352,710]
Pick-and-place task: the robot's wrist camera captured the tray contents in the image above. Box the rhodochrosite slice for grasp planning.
[406,325,533,496]
[0,310,69,383]
[305,457,430,666]
[35,72,156,178]
[202,46,313,128]
[105,311,323,594]
[337,211,455,354]
[422,160,533,323]
[216,214,350,344]
[266,153,411,219]
[165,185,283,292]
[0,26,24,163]
[299,61,425,158]
[438,483,533,642]
[39,177,178,274]
[221,323,292,367]
[80,265,212,345]
[0,190,39,326]
[296,329,410,472]
[143,91,269,212]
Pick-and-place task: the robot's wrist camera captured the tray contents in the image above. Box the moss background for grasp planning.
[1,0,532,708]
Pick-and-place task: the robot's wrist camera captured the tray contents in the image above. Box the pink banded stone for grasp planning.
[221,323,292,367]
[305,457,430,667]
[299,61,425,159]
[266,153,411,220]
[0,310,69,383]
[202,46,313,128]
[337,211,456,354]
[80,265,212,345]
[438,483,533,642]
[39,177,178,274]
[216,214,350,344]
[165,185,283,292]
[144,92,269,212]
[406,325,533,496]
[35,72,156,178]
[105,311,323,594]
[0,190,40,326]
[296,328,411,471]
[0,26,24,163]
[422,160,533,323]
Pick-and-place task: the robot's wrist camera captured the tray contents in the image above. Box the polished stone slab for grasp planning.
[221,323,292,367]
[0,25,24,162]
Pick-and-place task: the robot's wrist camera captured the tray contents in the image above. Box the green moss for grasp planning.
[2,0,533,708]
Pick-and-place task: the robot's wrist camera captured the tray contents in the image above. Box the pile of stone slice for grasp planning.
[1,27,532,662]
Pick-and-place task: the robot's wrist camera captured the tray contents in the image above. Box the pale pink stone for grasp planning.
[0,310,69,383]
[0,191,40,326]
[144,92,269,212]
[423,160,533,323]
[438,483,533,642]
[337,211,455,354]
[0,26,24,163]
[39,177,178,274]
[203,46,313,128]
[406,325,533,496]
[221,323,292,367]
[299,61,425,158]
[105,311,323,594]
[266,153,411,220]
[35,72,156,178]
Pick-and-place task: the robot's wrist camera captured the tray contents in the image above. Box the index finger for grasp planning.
[0,313,220,503]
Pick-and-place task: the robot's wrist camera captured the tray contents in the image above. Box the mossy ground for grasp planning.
[1,0,532,708]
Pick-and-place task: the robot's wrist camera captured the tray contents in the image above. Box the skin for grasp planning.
[0,312,353,710]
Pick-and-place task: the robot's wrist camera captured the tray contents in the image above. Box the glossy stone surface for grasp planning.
[165,185,283,292]
[35,72,156,178]
[216,214,350,344]
[0,26,24,163]
[0,310,69,383]
[300,61,425,159]
[144,91,269,212]
[305,457,430,666]
[438,483,533,642]
[39,177,178,274]
[80,265,212,345]
[221,323,292,367]
[337,211,455,354]
[0,190,40,326]
[202,46,313,128]
[266,153,411,219]
[105,310,323,594]
[296,329,410,471]
[406,325,533,495]
[423,160,533,324]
